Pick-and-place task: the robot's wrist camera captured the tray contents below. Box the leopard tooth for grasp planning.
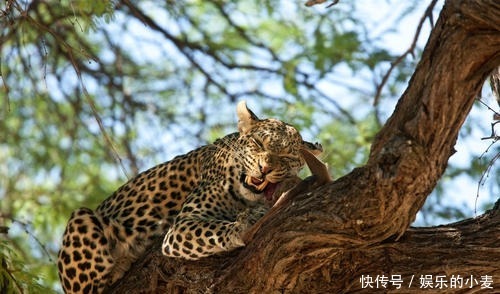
[256,179,269,191]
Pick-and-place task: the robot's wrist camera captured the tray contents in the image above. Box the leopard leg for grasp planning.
[57,208,113,293]
[162,215,253,260]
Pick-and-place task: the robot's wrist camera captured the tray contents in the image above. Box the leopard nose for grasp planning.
[260,164,273,175]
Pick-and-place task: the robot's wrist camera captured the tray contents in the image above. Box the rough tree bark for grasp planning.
[110,0,500,293]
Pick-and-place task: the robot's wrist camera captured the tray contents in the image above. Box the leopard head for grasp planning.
[234,101,322,202]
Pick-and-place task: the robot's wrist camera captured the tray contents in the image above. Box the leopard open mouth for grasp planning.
[240,174,279,201]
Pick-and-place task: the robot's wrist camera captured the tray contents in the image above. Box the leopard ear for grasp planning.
[237,100,260,134]
[301,141,323,156]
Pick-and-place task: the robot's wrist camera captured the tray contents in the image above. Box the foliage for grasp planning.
[0,239,50,293]
[0,0,497,291]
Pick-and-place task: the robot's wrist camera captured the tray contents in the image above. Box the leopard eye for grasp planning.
[251,137,264,149]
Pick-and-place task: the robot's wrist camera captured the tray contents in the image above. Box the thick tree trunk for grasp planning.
[111,0,500,293]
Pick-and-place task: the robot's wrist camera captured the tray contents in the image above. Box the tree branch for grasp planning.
[110,200,499,293]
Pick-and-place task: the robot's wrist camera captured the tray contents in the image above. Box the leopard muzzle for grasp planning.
[240,174,279,201]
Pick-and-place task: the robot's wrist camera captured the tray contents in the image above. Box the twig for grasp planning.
[475,144,499,216]
[373,0,439,106]
[3,216,55,263]
[477,98,500,140]
[305,0,340,8]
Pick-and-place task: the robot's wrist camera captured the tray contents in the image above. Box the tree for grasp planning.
[110,0,500,292]
[0,0,498,292]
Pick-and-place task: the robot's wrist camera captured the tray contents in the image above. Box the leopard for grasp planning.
[57,101,322,293]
